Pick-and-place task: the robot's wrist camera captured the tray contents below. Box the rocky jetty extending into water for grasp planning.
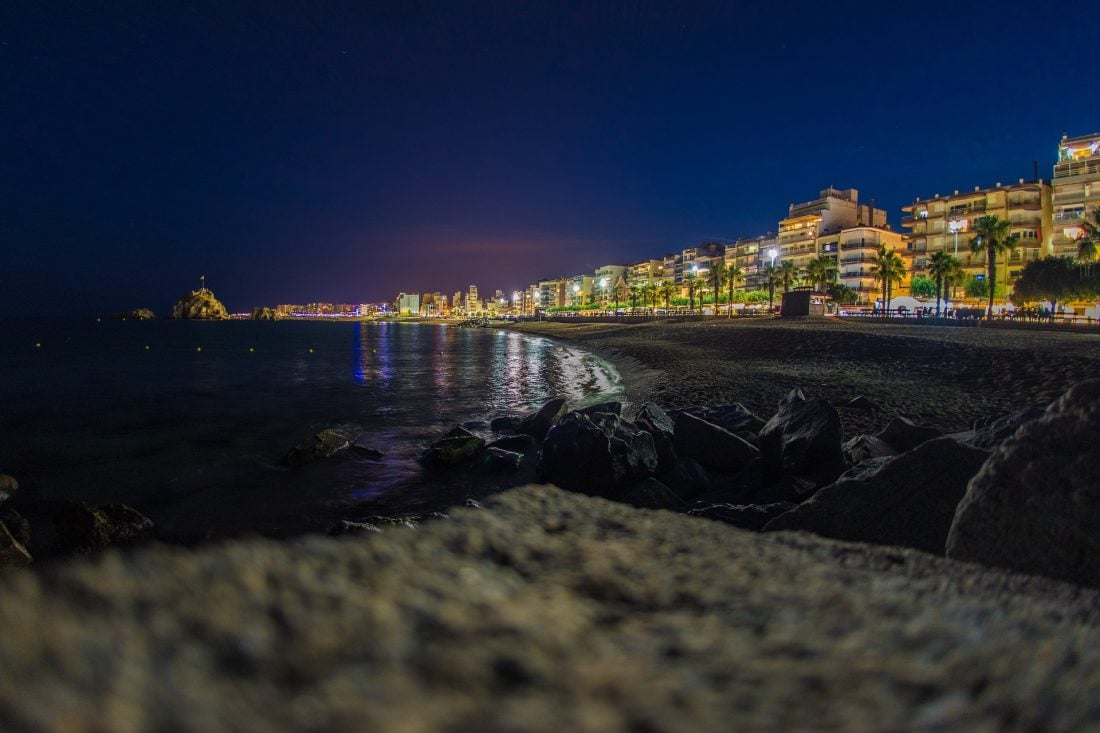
[170,288,229,320]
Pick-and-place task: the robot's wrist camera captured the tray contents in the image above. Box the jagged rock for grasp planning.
[577,401,623,417]
[351,438,385,461]
[672,412,758,472]
[113,308,156,320]
[487,434,536,452]
[692,458,766,506]
[461,420,490,431]
[53,503,155,555]
[765,437,990,554]
[328,520,383,536]
[517,398,568,440]
[688,502,796,531]
[1,509,30,550]
[844,395,878,411]
[836,456,894,483]
[876,417,942,453]
[463,498,481,509]
[536,412,657,498]
[420,430,485,468]
[755,473,818,505]
[620,478,686,511]
[843,434,897,465]
[658,457,712,501]
[947,380,1100,588]
[284,429,353,467]
[953,407,1044,451]
[632,403,677,471]
[677,403,766,435]
[490,415,522,433]
[480,447,523,471]
[0,521,32,567]
[0,474,17,504]
[250,307,279,320]
[759,389,844,487]
[170,289,229,320]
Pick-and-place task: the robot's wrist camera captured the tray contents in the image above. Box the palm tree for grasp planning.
[658,281,675,313]
[762,264,780,312]
[628,285,641,311]
[970,215,1019,320]
[926,251,962,318]
[804,255,838,291]
[709,261,727,316]
[1075,207,1100,269]
[778,260,798,293]
[724,264,744,318]
[685,270,697,311]
[869,245,906,315]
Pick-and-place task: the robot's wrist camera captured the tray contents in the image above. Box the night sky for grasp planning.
[3,1,1098,315]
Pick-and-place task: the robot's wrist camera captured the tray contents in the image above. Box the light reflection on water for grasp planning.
[0,319,622,539]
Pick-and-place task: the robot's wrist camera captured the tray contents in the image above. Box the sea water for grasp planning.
[0,319,622,539]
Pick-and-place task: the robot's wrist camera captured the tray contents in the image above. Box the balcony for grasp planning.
[1006,198,1042,210]
[840,241,880,251]
[1054,158,1100,180]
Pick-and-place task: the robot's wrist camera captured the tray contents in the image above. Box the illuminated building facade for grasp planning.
[776,188,886,273]
[901,179,1052,289]
[836,226,909,304]
[1051,132,1100,259]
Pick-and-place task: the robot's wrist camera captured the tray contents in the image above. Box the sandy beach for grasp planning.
[510,318,1100,433]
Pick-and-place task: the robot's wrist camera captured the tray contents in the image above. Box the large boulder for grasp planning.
[688,502,796,531]
[54,503,155,555]
[0,474,17,504]
[658,457,712,501]
[764,437,990,554]
[577,401,623,417]
[876,417,942,453]
[672,412,758,472]
[479,447,523,471]
[953,407,1044,451]
[284,429,353,467]
[170,289,229,320]
[517,399,568,440]
[250,307,279,320]
[1,509,30,550]
[946,380,1100,587]
[758,389,844,487]
[486,434,536,452]
[536,412,657,498]
[676,403,765,435]
[620,478,686,511]
[421,428,486,469]
[632,403,677,471]
[843,435,897,465]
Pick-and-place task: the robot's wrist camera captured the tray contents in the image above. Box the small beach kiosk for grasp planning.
[780,287,828,318]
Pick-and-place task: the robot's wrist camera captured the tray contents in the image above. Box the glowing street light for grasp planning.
[948,219,964,257]
[768,248,778,266]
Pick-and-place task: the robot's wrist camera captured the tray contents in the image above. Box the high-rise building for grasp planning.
[901,179,1051,291]
[776,188,886,273]
[453,291,464,312]
[594,265,628,306]
[836,226,910,305]
[1051,132,1100,259]
[567,275,594,307]
[537,278,569,309]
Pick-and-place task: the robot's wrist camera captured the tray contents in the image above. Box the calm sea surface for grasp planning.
[0,320,622,541]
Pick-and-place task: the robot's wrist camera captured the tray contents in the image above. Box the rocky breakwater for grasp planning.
[489,380,1100,591]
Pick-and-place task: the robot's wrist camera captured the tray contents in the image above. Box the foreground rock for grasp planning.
[170,288,229,320]
[420,427,485,469]
[765,437,990,554]
[536,412,657,497]
[688,501,795,531]
[876,416,942,452]
[758,388,844,487]
[947,380,1100,588]
[283,428,353,467]
[672,412,758,472]
[53,503,155,555]
[0,521,32,567]
[517,398,568,440]
[0,486,1098,731]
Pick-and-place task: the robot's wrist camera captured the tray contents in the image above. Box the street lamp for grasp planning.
[599,277,608,310]
[948,219,964,257]
[768,248,778,266]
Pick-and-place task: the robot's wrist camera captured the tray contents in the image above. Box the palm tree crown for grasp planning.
[926,251,963,318]
[1075,207,1100,264]
[777,260,799,292]
[869,245,906,314]
[970,214,1019,320]
[804,255,838,291]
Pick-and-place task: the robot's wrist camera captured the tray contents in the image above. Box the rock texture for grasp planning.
[758,388,844,486]
[284,428,353,467]
[250,307,279,320]
[765,437,990,554]
[52,503,155,555]
[672,412,758,472]
[1,486,1099,731]
[170,289,229,320]
[947,380,1100,588]
[517,398,568,440]
[0,474,17,504]
[536,412,657,496]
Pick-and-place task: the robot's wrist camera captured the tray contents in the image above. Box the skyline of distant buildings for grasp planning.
[280,130,1100,317]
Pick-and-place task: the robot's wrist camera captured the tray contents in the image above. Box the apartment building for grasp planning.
[836,226,909,304]
[537,278,569,309]
[1051,132,1100,258]
[567,274,594,307]
[776,188,886,273]
[628,259,666,287]
[594,264,628,306]
[901,179,1052,289]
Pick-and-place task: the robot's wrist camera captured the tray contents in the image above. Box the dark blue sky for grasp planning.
[3,1,1097,314]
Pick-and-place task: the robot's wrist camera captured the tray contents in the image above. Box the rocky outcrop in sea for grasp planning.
[170,289,229,320]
